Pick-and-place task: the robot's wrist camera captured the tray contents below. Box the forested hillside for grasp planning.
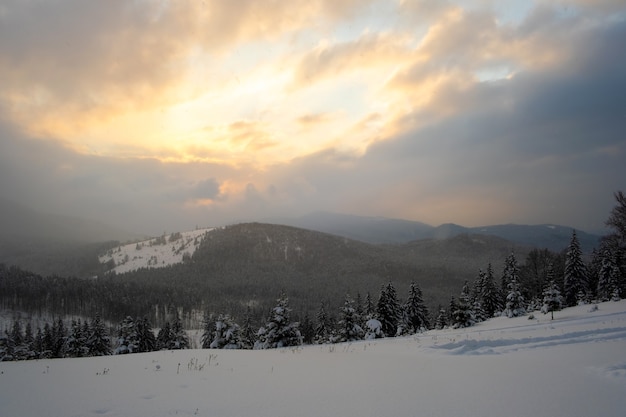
[1,223,532,328]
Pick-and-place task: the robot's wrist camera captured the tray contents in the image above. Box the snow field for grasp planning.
[98,228,213,275]
[1,300,626,417]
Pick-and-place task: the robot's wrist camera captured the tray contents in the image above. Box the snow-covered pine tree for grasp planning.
[364,292,375,320]
[451,281,475,328]
[240,307,256,349]
[156,321,172,350]
[564,230,589,306]
[481,263,503,318]
[33,327,45,359]
[597,242,622,302]
[314,302,331,344]
[66,319,88,358]
[541,280,563,320]
[115,316,139,354]
[434,305,447,330]
[136,317,156,352]
[52,318,67,358]
[86,314,111,356]
[376,282,401,337]
[171,316,189,349]
[501,253,526,318]
[209,314,242,349]
[201,313,213,349]
[503,274,526,318]
[255,293,302,349]
[300,312,315,345]
[337,294,364,342]
[42,322,54,358]
[403,281,429,333]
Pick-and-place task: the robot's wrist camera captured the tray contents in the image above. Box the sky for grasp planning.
[1,0,625,236]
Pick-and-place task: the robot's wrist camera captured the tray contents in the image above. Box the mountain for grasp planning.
[279,211,601,253]
[275,211,434,244]
[79,223,529,324]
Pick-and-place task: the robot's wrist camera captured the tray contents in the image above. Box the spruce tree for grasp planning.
[337,294,364,342]
[171,316,189,349]
[201,313,214,349]
[136,317,156,352]
[66,319,87,358]
[255,293,302,349]
[403,281,429,333]
[481,263,503,318]
[596,241,622,301]
[451,281,475,328]
[209,314,242,349]
[434,305,447,330]
[157,321,172,350]
[377,282,401,337]
[300,312,315,345]
[240,307,256,349]
[541,280,563,320]
[86,315,111,356]
[115,316,139,354]
[564,230,588,306]
[314,302,331,344]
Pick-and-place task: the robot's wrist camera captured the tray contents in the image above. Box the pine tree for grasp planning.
[136,317,156,352]
[300,312,315,345]
[51,318,67,358]
[451,281,475,328]
[314,302,331,344]
[337,294,364,342]
[86,315,111,356]
[564,230,588,306]
[597,242,622,302]
[33,327,44,358]
[115,316,139,354]
[434,305,447,330]
[503,274,526,318]
[201,313,214,349]
[481,263,503,318]
[501,253,526,318]
[541,280,563,320]
[240,307,256,349]
[255,293,302,349]
[403,281,429,333]
[66,319,88,358]
[171,316,189,349]
[209,314,242,349]
[364,292,375,320]
[156,321,172,350]
[377,282,401,337]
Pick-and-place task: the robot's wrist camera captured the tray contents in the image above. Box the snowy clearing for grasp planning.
[1,300,626,417]
[98,228,213,275]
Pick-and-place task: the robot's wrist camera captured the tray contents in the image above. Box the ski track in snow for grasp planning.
[427,306,626,355]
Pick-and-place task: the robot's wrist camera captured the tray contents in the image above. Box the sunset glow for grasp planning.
[1,0,625,234]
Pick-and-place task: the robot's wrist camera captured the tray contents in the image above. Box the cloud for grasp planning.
[1,0,624,237]
[291,32,411,89]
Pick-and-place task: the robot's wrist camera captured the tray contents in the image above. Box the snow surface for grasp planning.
[98,228,213,274]
[2,301,626,417]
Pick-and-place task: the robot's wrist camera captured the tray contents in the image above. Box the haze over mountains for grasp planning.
[0,199,602,279]
[275,211,601,253]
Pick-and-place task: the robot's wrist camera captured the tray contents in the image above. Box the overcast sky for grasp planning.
[1,0,625,236]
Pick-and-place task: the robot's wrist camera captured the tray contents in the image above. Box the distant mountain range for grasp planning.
[276,211,602,253]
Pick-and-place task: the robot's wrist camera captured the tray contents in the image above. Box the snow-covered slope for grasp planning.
[99,228,213,274]
[2,300,626,417]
